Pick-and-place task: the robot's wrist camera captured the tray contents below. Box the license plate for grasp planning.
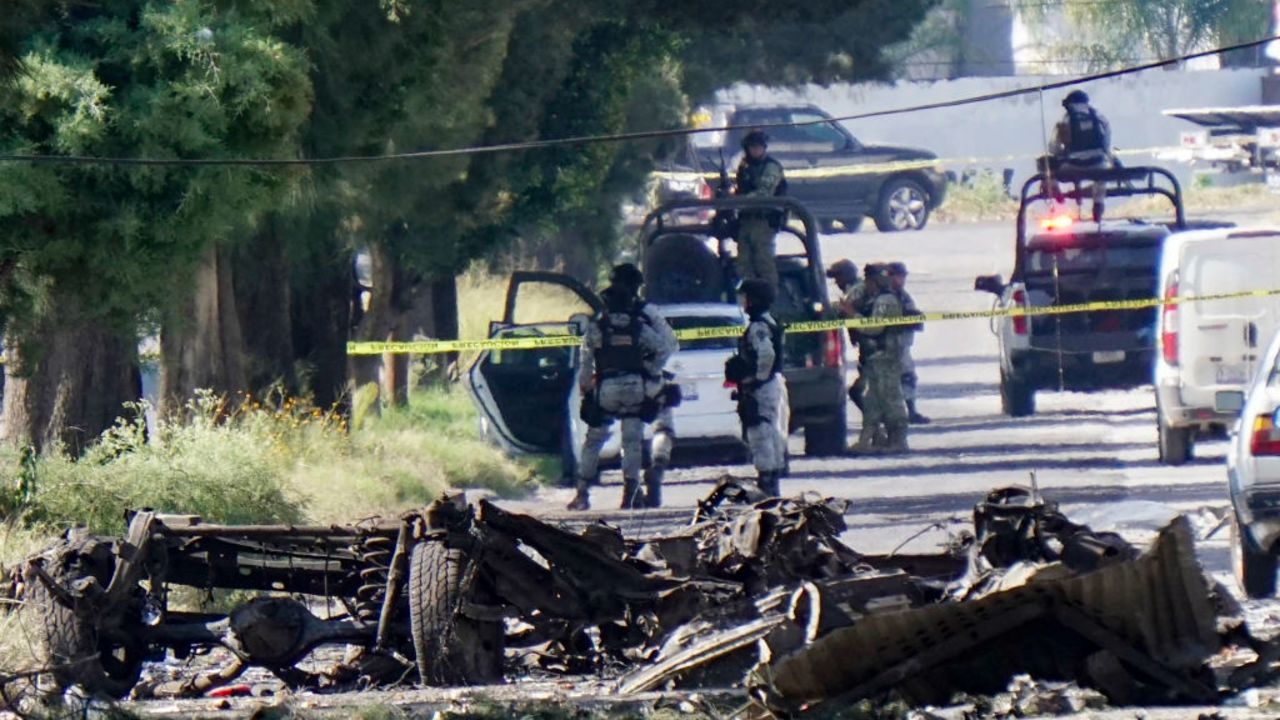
[681,383,698,401]
[1092,350,1125,364]
[1267,172,1280,194]
[1216,363,1249,385]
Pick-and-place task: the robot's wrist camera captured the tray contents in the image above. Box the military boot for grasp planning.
[620,477,645,510]
[565,479,591,511]
[643,462,666,509]
[907,400,931,425]
[883,422,910,455]
[757,470,781,498]
[850,424,882,456]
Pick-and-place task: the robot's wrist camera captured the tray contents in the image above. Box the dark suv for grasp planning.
[674,103,948,233]
[974,166,1195,416]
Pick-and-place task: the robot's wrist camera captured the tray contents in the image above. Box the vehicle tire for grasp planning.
[821,217,863,234]
[804,405,847,457]
[1000,371,1035,417]
[409,540,504,686]
[1157,418,1193,466]
[873,178,931,232]
[1232,512,1277,599]
[29,540,143,698]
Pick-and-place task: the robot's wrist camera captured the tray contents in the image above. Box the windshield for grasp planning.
[1027,244,1160,274]
[666,314,743,351]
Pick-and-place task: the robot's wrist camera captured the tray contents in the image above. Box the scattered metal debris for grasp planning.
[11,479,1280,716]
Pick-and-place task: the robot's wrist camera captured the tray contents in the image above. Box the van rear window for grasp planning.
[1027,245,1159,273]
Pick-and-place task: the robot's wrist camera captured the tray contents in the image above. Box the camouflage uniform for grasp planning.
[897,287,922,412]
[839,281,869,412]
[735,155,785,290]
[734,311,788,495]
[853,288,908,454]
[570,299,676,511]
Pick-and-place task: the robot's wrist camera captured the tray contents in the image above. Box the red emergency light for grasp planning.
[1039,214,1075,232]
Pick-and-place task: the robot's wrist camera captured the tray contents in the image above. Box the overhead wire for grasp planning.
[0,34,1276,168]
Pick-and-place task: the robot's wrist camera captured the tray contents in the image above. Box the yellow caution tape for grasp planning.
[650,146,1174,182]
[346,287,1280,356]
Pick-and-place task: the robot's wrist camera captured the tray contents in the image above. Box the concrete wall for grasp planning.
[720,69,1268,187]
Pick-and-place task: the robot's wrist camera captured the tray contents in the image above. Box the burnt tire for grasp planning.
[873,178,930,232]
[804,405,847,457]
[29,543,143,698]
[1157,417,1193,466]
[1000,371,1035,417]
[408,541,503,686]
[1232,512,1277,599]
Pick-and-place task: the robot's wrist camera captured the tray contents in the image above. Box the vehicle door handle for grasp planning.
[1246,322,1258,348]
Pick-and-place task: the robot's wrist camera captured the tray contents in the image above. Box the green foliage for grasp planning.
[0,0,312,338]
[1021,0,1269,68]
[0,385,538,538]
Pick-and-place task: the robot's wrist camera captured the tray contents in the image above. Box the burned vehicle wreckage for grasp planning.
[13,482,1280,713]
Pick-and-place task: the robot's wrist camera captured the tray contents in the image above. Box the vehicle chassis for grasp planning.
[22,495,696,699]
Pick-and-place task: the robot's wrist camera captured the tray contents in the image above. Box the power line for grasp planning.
[0,33,1276,168]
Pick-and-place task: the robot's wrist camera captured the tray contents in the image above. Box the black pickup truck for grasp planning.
[661,103,949,233]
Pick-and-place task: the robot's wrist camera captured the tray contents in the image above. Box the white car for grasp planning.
[1226,328,1280,598]
[1155,228,1280,465]
[465,272,757,478]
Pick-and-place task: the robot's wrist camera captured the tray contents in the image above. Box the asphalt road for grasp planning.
[500,206,1280,598]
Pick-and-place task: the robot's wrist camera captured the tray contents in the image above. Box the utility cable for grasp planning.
[0,34,1275,167]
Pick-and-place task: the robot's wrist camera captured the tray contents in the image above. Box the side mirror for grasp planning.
[1215,390,1246,414]
[568,312,591,337]
[974,274,1006,295]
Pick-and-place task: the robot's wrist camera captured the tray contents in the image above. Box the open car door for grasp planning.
[466,271,603,455]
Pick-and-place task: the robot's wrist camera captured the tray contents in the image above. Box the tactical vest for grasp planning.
[1066,107,1106,160]
[738,313,784,381]
[736,156,788,198]
[595,306,649,377]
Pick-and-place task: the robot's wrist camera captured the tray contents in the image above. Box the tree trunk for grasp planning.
[427,275,460,384]
[290,236,352,412]
[350,242,395,415]
[235,215,297,398]
[159,244,248,416]
[1,293,139,456]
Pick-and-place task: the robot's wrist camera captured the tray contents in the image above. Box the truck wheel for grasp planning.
[822,217,863,234]
[409,541,503,686]
[804,405,847,457]
[1232,512,1277,598]
[1000,371,1035,417]
[1157,418,1193,466]
[30,541,143,698]
[874,178,930,232]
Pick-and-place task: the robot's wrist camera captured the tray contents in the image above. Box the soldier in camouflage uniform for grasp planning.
[725,279,788,495]
[827,259,867,413]
[568,265,677,511]
[734,130,786,291]
[851,265,909,455]
[886,262,930,425]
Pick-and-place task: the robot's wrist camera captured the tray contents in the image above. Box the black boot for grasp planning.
[757,470,781,497]
[620,477,645,510]
[884,422,909,455]
[566,480,591,511]
[907,400,931,425]
[643,463,665,508]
